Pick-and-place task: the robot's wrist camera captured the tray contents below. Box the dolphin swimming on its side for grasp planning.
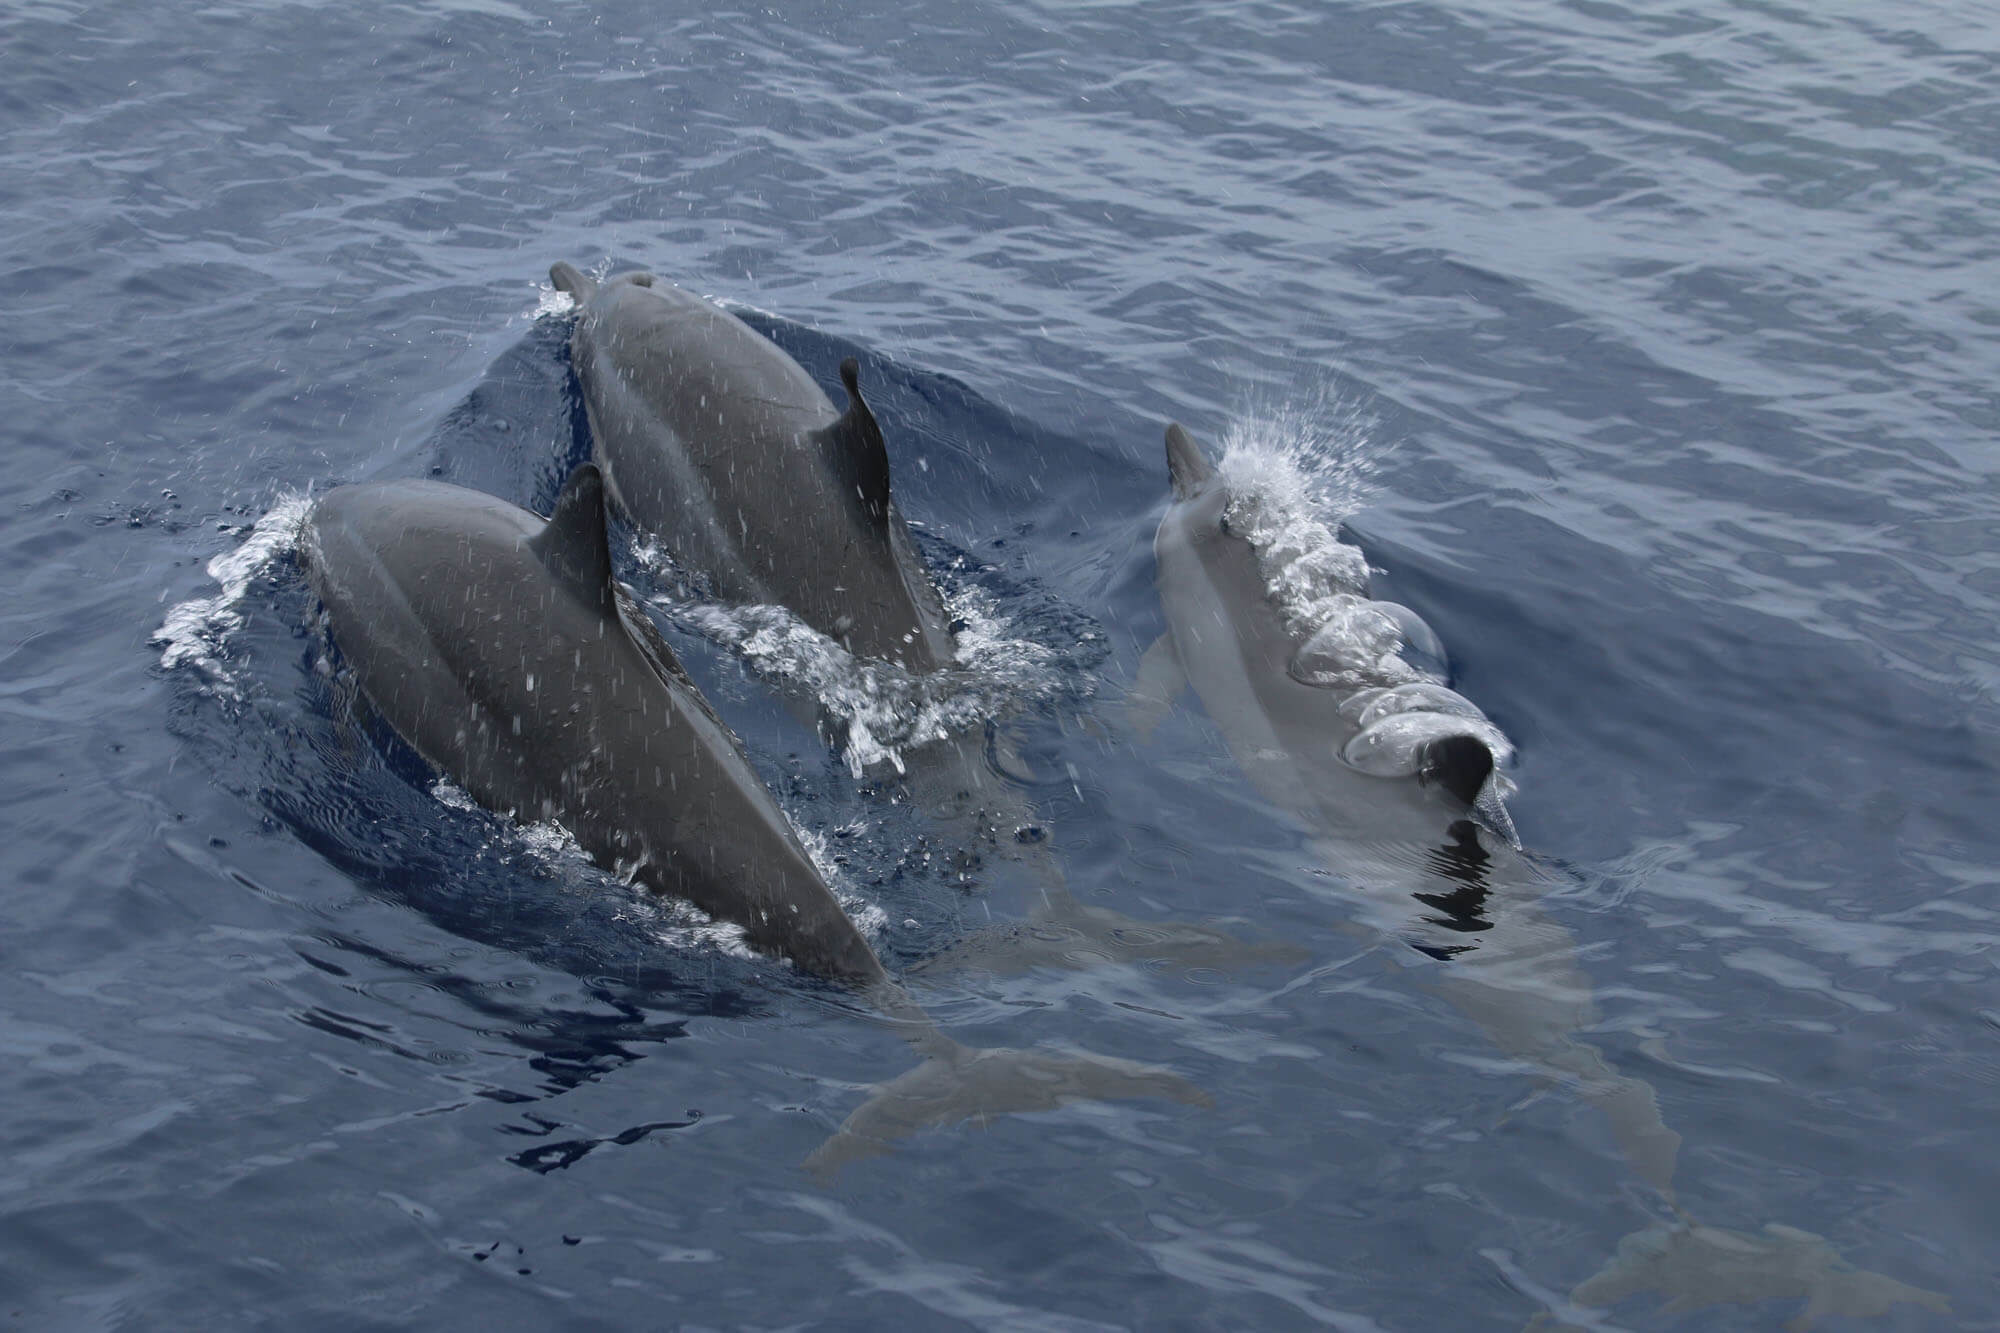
[550,261,953,671]
[1139,422,1942,1328]
[301,464,1203,1165]
[1140,422,1672,1173]
[1146,421,1508,826]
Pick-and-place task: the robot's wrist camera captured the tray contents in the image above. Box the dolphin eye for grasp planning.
[1217,514,1234,537]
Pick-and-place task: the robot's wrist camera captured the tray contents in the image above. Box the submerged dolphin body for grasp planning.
[550,262,953,671]
[301,466,1202,1162]
[1142,423,1678,1171]
[1141,423,1942,1328]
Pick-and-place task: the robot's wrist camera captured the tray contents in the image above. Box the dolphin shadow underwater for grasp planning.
[1130,423,1945,1330]
[548,260,1287,976]
[301,463,1214,1174]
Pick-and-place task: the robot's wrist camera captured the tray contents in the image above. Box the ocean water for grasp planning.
[3,1,1996,1328]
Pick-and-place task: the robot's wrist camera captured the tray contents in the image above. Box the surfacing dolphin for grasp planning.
[1146,422,1511,829]
[548,263,1285,978]
[550,261,952,671]
[301,465,1203,1167]
[1138,423,1941,1329]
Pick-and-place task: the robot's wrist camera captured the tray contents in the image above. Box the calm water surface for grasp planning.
[2,1,1995,1328]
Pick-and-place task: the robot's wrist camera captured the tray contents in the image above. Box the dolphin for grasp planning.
[546,264,1281,974]
[1144,422,1509,829]
[301,464,1203,1163]
[1139,422,1680,1178]
[1140,423,1942,1327]
[549,262,952,671]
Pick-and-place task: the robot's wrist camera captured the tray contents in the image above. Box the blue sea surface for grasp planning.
[2,1,1996,1328]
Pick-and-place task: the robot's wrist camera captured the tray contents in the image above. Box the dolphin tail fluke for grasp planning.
[816,357,892,524]
[1551,1218,1948,1331]
[1165,423,1215,499]
[549,261,598,304]
[803,1036,1209,1180]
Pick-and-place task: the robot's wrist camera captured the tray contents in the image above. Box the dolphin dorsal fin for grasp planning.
[549,261,599,305]
[529,464,615,612]
[816,357,892,525]
[1165,423,1215,500]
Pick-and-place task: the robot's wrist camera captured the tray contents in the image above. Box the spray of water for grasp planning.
[1211,393,1519,823]
[643,547,1086,778]
[151,493,313,698]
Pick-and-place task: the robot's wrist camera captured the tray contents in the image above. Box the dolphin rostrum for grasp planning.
[301,465,1202,1164]
[550,262,953,671]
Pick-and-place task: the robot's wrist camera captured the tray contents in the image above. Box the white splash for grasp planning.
[437,776,760,959]
[1216,398,1429,693]
[1217,393,1378,624]
[530,284,575,320]
[429,791,884,957]
[651,572,1074,779]
[431,778,598,870]
[152,493,313,697]
[1214,397,1518,799]
[794,824,889,938]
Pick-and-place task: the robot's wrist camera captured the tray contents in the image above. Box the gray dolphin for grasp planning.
[304,464,882,982]
[1142,423,1941,1328]
[550,262,952,671]
[1140,423,1684,1185]
[546,265,1280,974]
[1148,422,1504,824]
[301,465,1203,1162]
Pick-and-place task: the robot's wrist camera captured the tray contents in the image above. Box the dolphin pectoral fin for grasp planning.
[528,464,615,613]
[1560,1219,1948,1330]
[814,357,892,524]
[803,1038,1208,1180]
[549,261,598,304]
[1122,634,1187,741]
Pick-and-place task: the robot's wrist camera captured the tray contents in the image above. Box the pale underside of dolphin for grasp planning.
[1138,423,1942,1328]
[301,465,1204,1166]
[551,261,954,672]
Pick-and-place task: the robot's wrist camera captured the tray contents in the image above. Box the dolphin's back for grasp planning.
[592,279,833,430]
[302,474,887,983]
[561,268,952,670]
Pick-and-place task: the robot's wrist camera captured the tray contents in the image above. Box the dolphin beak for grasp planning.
[1165,423,1215,500]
